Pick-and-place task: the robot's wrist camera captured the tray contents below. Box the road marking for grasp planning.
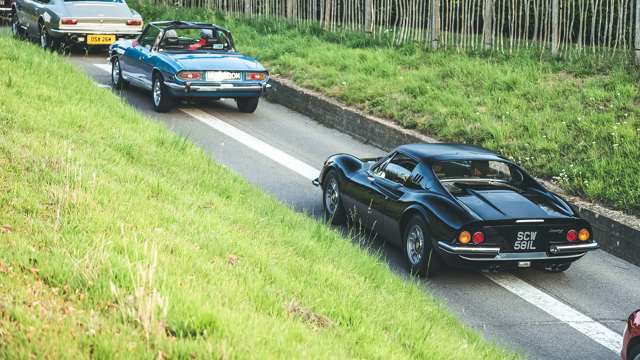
[180,108,320,180]
[93,62,623,353]
[93,63,319,180]
[94,63,112,74]
[94,82,111,89]
[486,273,622,353]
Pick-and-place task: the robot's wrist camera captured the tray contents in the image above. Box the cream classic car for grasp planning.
[11,0,142,50]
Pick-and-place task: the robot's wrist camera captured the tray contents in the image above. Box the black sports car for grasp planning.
[313,144,599,276]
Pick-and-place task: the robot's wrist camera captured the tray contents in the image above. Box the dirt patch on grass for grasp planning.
[284,300,332,329]
[538,71,584,88]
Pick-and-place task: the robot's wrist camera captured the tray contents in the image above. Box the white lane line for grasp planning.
[93,63,319,180]
[180,108,320,180]
[93,61,623,353]
[486,273,622,353]
[94,63,112,73]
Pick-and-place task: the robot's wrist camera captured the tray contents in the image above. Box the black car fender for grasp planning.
[400,193,476,246]
[399,203,456,249]
[399,204,433,239]
[318,154,363,186]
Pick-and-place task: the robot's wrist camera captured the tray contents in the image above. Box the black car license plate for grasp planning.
[510,230,547,252]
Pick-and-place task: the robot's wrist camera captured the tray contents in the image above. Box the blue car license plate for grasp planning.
[206,71,241,81]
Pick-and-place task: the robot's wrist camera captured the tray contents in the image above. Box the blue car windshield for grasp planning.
[159,28,232,52]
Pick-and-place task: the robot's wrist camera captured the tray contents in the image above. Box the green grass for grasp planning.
[0,33,516,358]
[134,3,640,215]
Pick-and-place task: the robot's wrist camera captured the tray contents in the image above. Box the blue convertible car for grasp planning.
[109,21,270,113]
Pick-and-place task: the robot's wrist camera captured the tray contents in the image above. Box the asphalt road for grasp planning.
[65,51,640,360]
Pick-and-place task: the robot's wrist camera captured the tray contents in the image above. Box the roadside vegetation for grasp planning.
[135,3,640,215]
[0,33,515,358]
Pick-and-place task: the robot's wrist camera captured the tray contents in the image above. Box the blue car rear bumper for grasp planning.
[165,81,271,98]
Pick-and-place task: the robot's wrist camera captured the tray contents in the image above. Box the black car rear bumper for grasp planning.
[437,241,599,267]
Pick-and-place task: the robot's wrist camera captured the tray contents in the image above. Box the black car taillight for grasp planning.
[578,228,590,241]
[458,231,471,244]
[472,231,485,244]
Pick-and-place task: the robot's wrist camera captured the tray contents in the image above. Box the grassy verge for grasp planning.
[135,3,640,215]
[0,34,515,358]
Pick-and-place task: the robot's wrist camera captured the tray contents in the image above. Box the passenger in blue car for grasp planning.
[188,29,213,51]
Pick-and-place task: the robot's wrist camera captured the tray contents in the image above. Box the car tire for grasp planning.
[39,23,56,51]
[403,216,442,277]
[322,170,346,225]
[11,9,23,39]
[57,41,71,56]
[539,262,571,273]
[236,97,259,113]
[111,58,127,90]
[152,74,174,113]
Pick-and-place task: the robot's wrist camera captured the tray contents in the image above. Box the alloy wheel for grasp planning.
[153,79,162,107]
[40,25,48,49]
[11,11,19,36]
[406,224,425,265]
[324,177,339,215]
[112,60,121,87]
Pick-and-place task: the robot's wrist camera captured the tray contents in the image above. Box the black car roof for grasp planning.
[396,143,507,163]
[149,20,230,33]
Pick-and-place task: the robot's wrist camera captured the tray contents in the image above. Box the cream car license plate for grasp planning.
[206,71,241,81]
[87,34,116,45]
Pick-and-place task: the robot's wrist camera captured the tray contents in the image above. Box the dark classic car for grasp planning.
[10,0,142,50]
[623,310,640,360]
[109,21,270,113]
[314,143,599,276]
[1,0,13,21]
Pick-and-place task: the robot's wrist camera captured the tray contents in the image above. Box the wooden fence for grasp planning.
[157,0,640,63]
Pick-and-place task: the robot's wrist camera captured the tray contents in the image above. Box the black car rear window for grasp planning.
[433,160,524,184]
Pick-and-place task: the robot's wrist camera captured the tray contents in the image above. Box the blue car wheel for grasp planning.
[236,97,259,113]
[152,74,174,113]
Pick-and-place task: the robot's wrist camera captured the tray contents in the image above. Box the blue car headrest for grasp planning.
[163,30,178,45]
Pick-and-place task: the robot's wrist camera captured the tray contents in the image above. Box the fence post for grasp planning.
[635,0,640,64]
[551,0,559,56]
[483,0,493,49]
[431,0,441,49]
[364,0,373,32]
[323,0,332,30]
[287,0,294,18]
